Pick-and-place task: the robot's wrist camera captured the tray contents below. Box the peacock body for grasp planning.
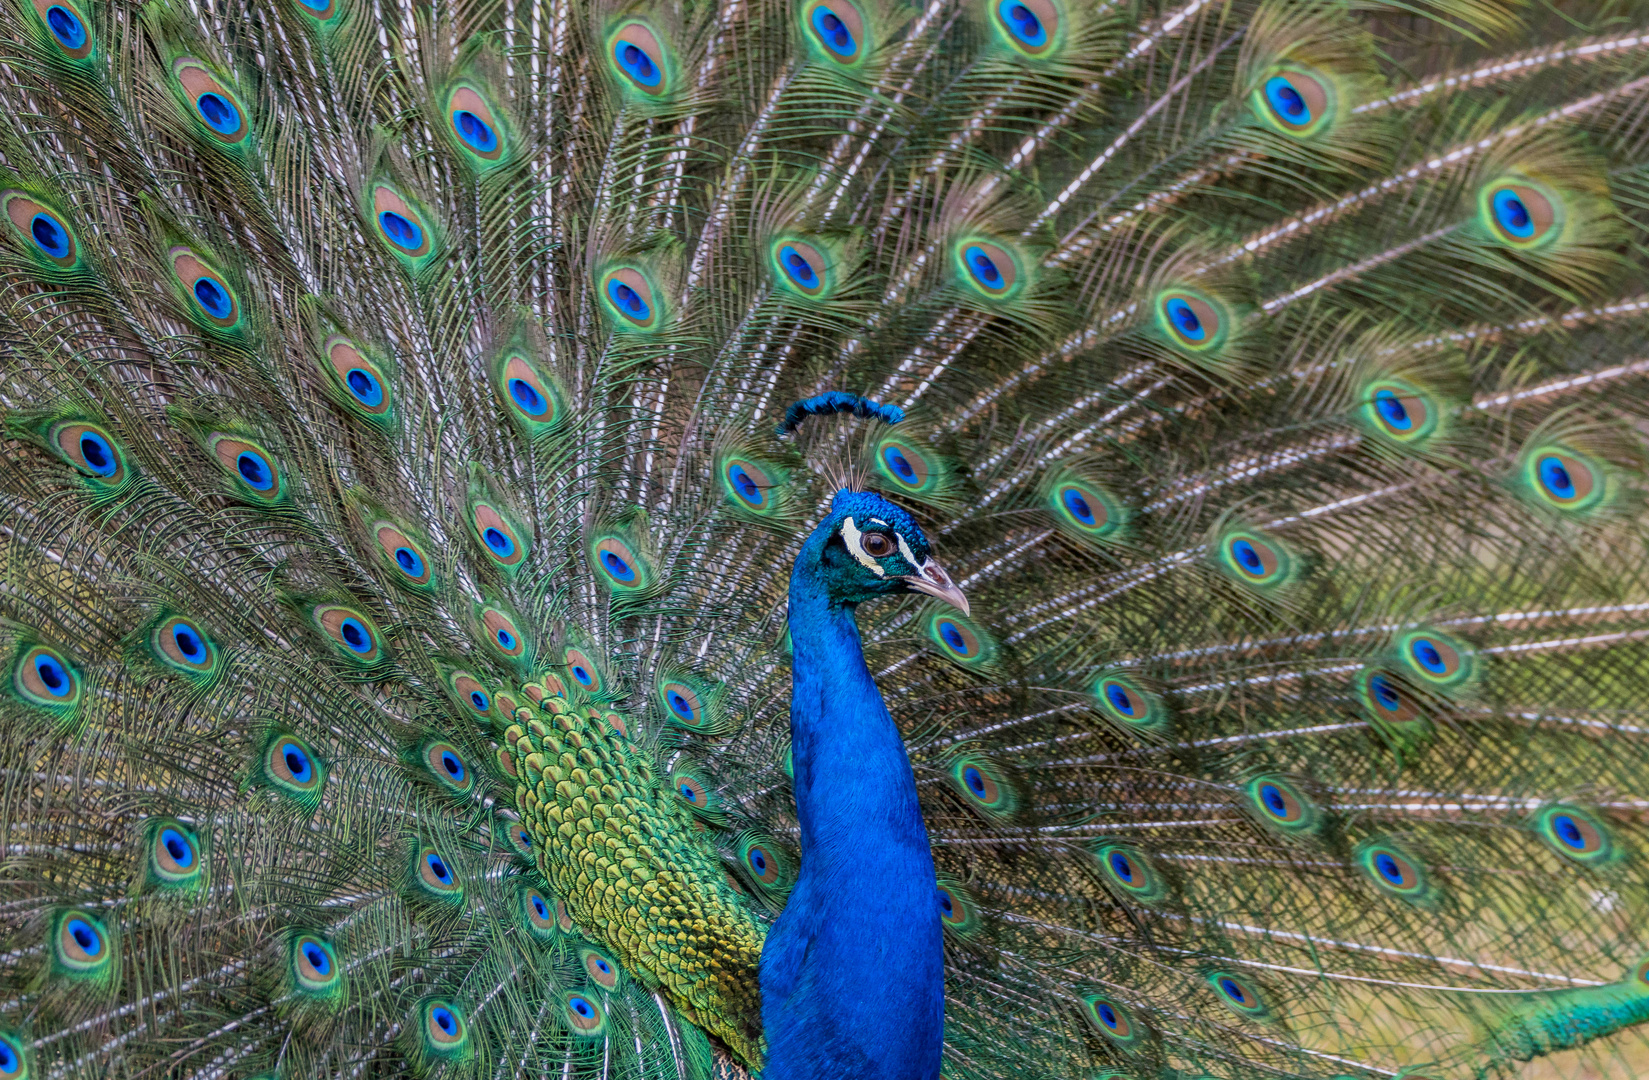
[3,0,1649,1076]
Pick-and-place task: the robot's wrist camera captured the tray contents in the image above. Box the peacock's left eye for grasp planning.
[861,532,894,557]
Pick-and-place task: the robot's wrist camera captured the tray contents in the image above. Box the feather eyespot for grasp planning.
[325,337,391,416]
[993,0,1058,55]
[54,910,110,974]
[33,0,93,58]
[564,648,603,694]
[660,681,703,725]
[472,503,526,567]
[772,239,830,297]
[371,185,432,259]
[263,734,325,807]
[0,1032,26,1078]
[373,523,433,589]
[447,86,504,162]
[744,844,781,885]
[875,437,935,493]
[154,615,217,675]
[450,674,492,719]
[480,607,527,661]
[14,645,79,709]
[313,605,384,664]
[522,887,559,939]
[420,1000,469,1054]
[172,60,249,144]
[171,250,240,328]
[416,847,461,894]
[48,421,127,485]
[948,758,1016,817]
[1096,844,1168,904]
[499,353,562,429]
[1208,972,1270,1020]
[1247,776,1318,835]
[1522,446,1603,512]
[1157,289,1226,353]
[1362,380,1437,444]
[292,934,340,994]
[295,0,338,17]
[505,820,534,858]
[721,456,778,512]
[598,267,659,329]
[422,741,473,793]
[592,536,648,589]
[608,21,668,94]
[1093,675,1164,732]
[936,880,981,935]
[927,611,994,667]
[580,946,621,988]
[562,991,606,1035]
[4,192,79,268]
[1218,530,1291,589]
[674,775,708,806]
[1082,995,1139,1044]
[805,1,864,62]
[955,239,1020,299]
[1358,842,1427,898]
[1360,670,1426,731]
[1253,67,1332,136]
[1398,630,1473,689]
[209,436,282,499]
[1536,805,1613,865]
[146,819,203,888]
[1481,178,1560,249]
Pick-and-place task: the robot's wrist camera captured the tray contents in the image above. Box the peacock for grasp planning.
[6,0,1649,1076]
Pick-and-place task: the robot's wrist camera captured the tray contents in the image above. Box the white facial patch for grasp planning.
[895,533,920,568]
[839,517,887,576]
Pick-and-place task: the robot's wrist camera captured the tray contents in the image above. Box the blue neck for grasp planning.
[757,534,943,1080]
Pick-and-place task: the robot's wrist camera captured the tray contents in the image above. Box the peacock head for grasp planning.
[804,488,968,613]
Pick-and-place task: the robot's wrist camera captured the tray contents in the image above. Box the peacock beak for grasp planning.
[903,558,969,616]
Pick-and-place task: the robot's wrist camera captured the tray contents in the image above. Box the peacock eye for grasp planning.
[861,532,894,558]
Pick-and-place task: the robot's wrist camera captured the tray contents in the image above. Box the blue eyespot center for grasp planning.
[453,110,498,152]
[338,617,372,653]
[668,691,694,720]
[1260,783,1286,816]
[194,276,233,319]
[427,853,452,883]
[235,450,271,487]
[965,245,1002,286]
[496,628,516,650]
[1062,487,1096,525]
[440,750,464,779]
[884,446,917,482]
[509,377,546,416]
[572,665,591,685]
[810,6,856,56]
[469,690,489,711]
[46,5,87,49]
[780,246,818,287]
[678,782,698,802]
[78,432,115,475]
[173,625,205,662]
[1264,75,1309,123]
[616,41,661,85]
[607,279,650,319]
[1219,977,1247,1003]
[729,465,763,504]
[1553,814,1585,849]
[284,745,313,782]
[195,92,240,135]
[600,549,636,581]
[998,0,1046,46]
[68,917,101,954]
[1493,188,1534,238]
[1109,852,1134,882]
[344,367,383,407]
[749,849,768,873]
[938,890,954,916]
[379,211,423,250]
[432,1006,456,1034]
[160,827,193,866]
[1411,639,1445,674]
[394,546,424,577]
[1373,388,1411,430]
[531,894,549,919]
[303,942,331,974]
[1104,683,1136,717]
[1538,455,1575,499]
[939,621,970,655]
[35,654,69,694]
[570,995,595,1018]
[1231,538,1263,574]
[1375,852,1404,885]
[963,766,987,797]
[1370,674,1400,711]
[30,213,71,258]
[1097,1003,1118,1028]
[1165,297,1204,340]
[0,1038,17,1070]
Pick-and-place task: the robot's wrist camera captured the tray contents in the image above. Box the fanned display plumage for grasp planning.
[5,0,1649,1076]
